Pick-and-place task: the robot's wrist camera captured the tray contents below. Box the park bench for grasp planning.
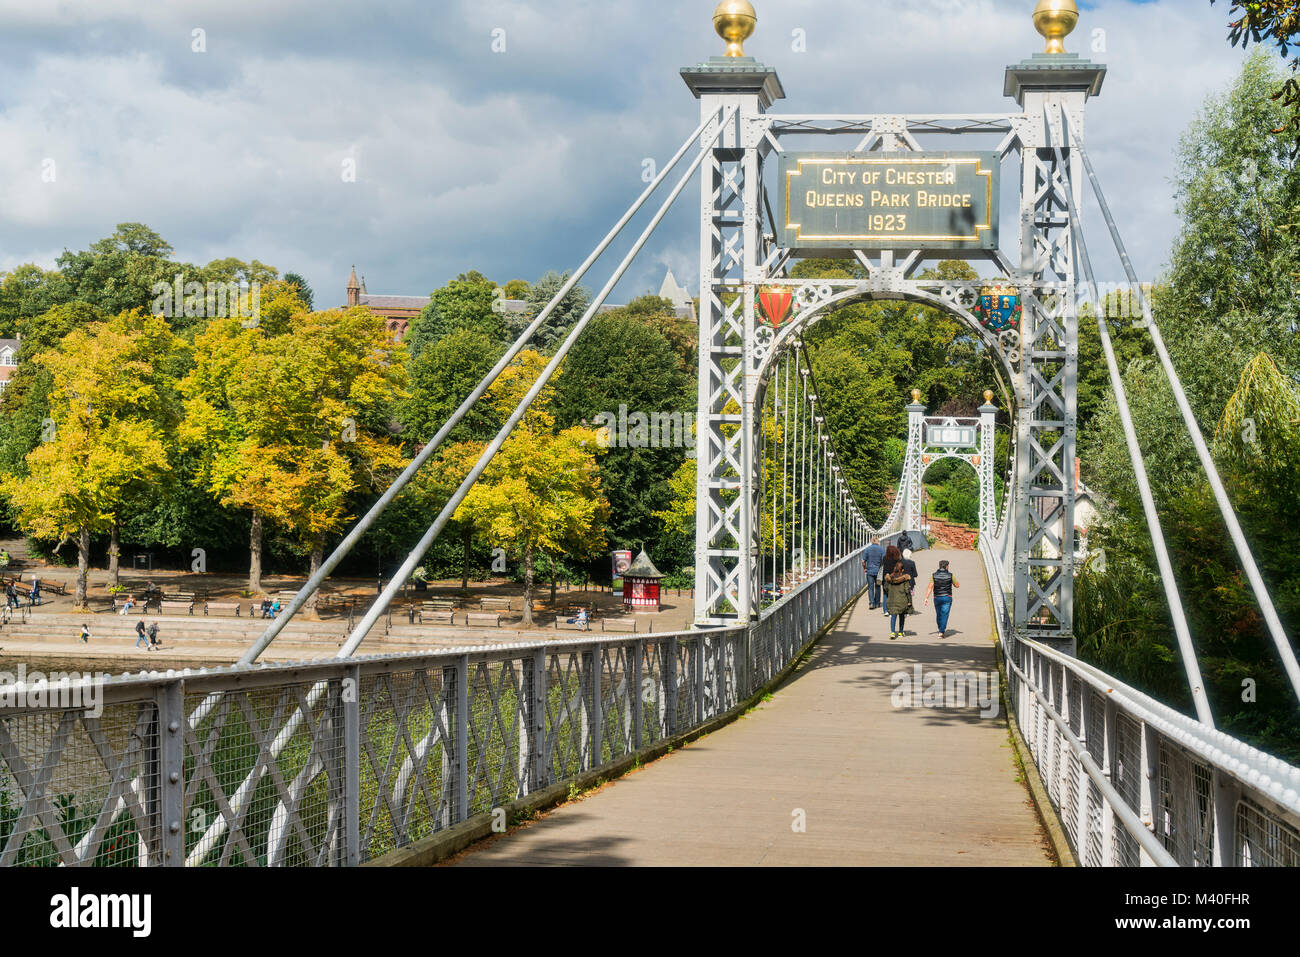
[204,601,242,617]
[554,616,590,632]
[479,597,512,611]
[111,593,147,614]
[36,579,68,596]
[600,618,636,633]
[414,601,458,623]
[160,599,194,615]
[420,609,455,625]
[465,612,501,628]
[251,600,286,618]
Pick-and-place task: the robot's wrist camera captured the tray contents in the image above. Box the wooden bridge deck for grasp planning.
[453,549,1052,866]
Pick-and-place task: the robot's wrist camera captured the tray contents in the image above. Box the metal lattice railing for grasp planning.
[0,553,863,867]
[978,536,1300,867]
[981,536,1300,867]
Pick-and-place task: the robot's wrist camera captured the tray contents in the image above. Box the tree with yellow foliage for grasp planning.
[181,282,407,602]
[454,351,608,627]
[2,310,181,607]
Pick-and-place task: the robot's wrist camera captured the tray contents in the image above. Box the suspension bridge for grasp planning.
[2,0,1299,869]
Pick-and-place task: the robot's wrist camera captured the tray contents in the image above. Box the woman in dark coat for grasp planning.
[882,545,913,639]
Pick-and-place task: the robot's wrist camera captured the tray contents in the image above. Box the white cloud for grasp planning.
[0,0,1277,308]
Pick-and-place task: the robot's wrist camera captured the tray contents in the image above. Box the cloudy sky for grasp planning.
[0,0,1278,308]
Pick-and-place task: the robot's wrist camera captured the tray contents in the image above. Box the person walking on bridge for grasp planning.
[883,545,913,640]
[861,535,885,609]
[923,560,960,638]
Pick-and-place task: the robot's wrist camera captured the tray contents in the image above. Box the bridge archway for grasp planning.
[687,34,1097,647]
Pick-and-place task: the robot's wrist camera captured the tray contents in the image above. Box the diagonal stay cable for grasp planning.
[180,106,739,866]
[333,104,737,659]
[1051,125,1214,725]
[238,107,725,666]
[1061,108,1300,710]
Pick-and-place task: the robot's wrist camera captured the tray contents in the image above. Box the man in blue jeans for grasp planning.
[923,559,960,638]
[860,535,885,609]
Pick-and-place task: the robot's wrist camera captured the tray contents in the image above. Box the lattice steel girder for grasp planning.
[687,53,1098,641]
[763,113,1018,137]
[691,70,772,626]
[1014,131,1081,649]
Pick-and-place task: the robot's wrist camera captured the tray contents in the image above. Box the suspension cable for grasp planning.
[1052,136,1215,725]
[1062,109,1300,709]
[240,107,726,663]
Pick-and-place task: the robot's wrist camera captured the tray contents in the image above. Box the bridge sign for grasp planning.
[926,423,978,449]
[779,151,999,250]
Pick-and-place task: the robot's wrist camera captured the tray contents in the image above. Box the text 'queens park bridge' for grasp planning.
[2,1,1299,869]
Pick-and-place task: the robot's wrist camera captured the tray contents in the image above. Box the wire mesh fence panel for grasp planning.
[1062,748,1081,853]
[545,650,592,784]
[1082,692,1106,865]
[1,698,159,867]
[1157,739,1215,866]
[640,639,668,745]
[717,633,739,713]
[1047,711,1060,808]
[1066,674,1082,738]
[356,668,452,862]
[465,658,527,818]
[1235,798,1300,866]
[182,679,346,867]
[600,643,632,764]
[1111,712,1142,867]
[674,639,698,731]
[701,636,716,721]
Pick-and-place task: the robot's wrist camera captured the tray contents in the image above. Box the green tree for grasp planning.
[518,270,590,352]
[1077,55,1300,759]
[405,271,504,358]
[552,309,693,565]
[55,224,181,319]
[281,272,314,311]
[397,328,501,447]
[0,265,73,337]
[1214,0,1300,154]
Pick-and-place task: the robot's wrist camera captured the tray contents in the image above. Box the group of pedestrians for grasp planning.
[861,535,960,640]
[134,619,162,651]
[5,580,42,608]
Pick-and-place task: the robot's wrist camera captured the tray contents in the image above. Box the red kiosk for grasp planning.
[622,549,663,612]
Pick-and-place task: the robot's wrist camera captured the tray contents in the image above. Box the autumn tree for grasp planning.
[455,351,608,626]
[182,285,407,600]
[1,311,182,605]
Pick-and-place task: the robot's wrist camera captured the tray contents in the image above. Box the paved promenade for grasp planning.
[456,549,1051,866]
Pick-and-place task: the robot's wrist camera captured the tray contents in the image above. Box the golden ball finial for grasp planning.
[984,389,994,404]
[713,0,757,58]
[1033,0,1079,55]
[911,389,922,403]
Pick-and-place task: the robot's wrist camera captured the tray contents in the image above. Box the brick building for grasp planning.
[343,266,695,342]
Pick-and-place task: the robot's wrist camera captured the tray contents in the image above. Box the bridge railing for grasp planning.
[978,539,1300,866]
[0,555,864,867]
